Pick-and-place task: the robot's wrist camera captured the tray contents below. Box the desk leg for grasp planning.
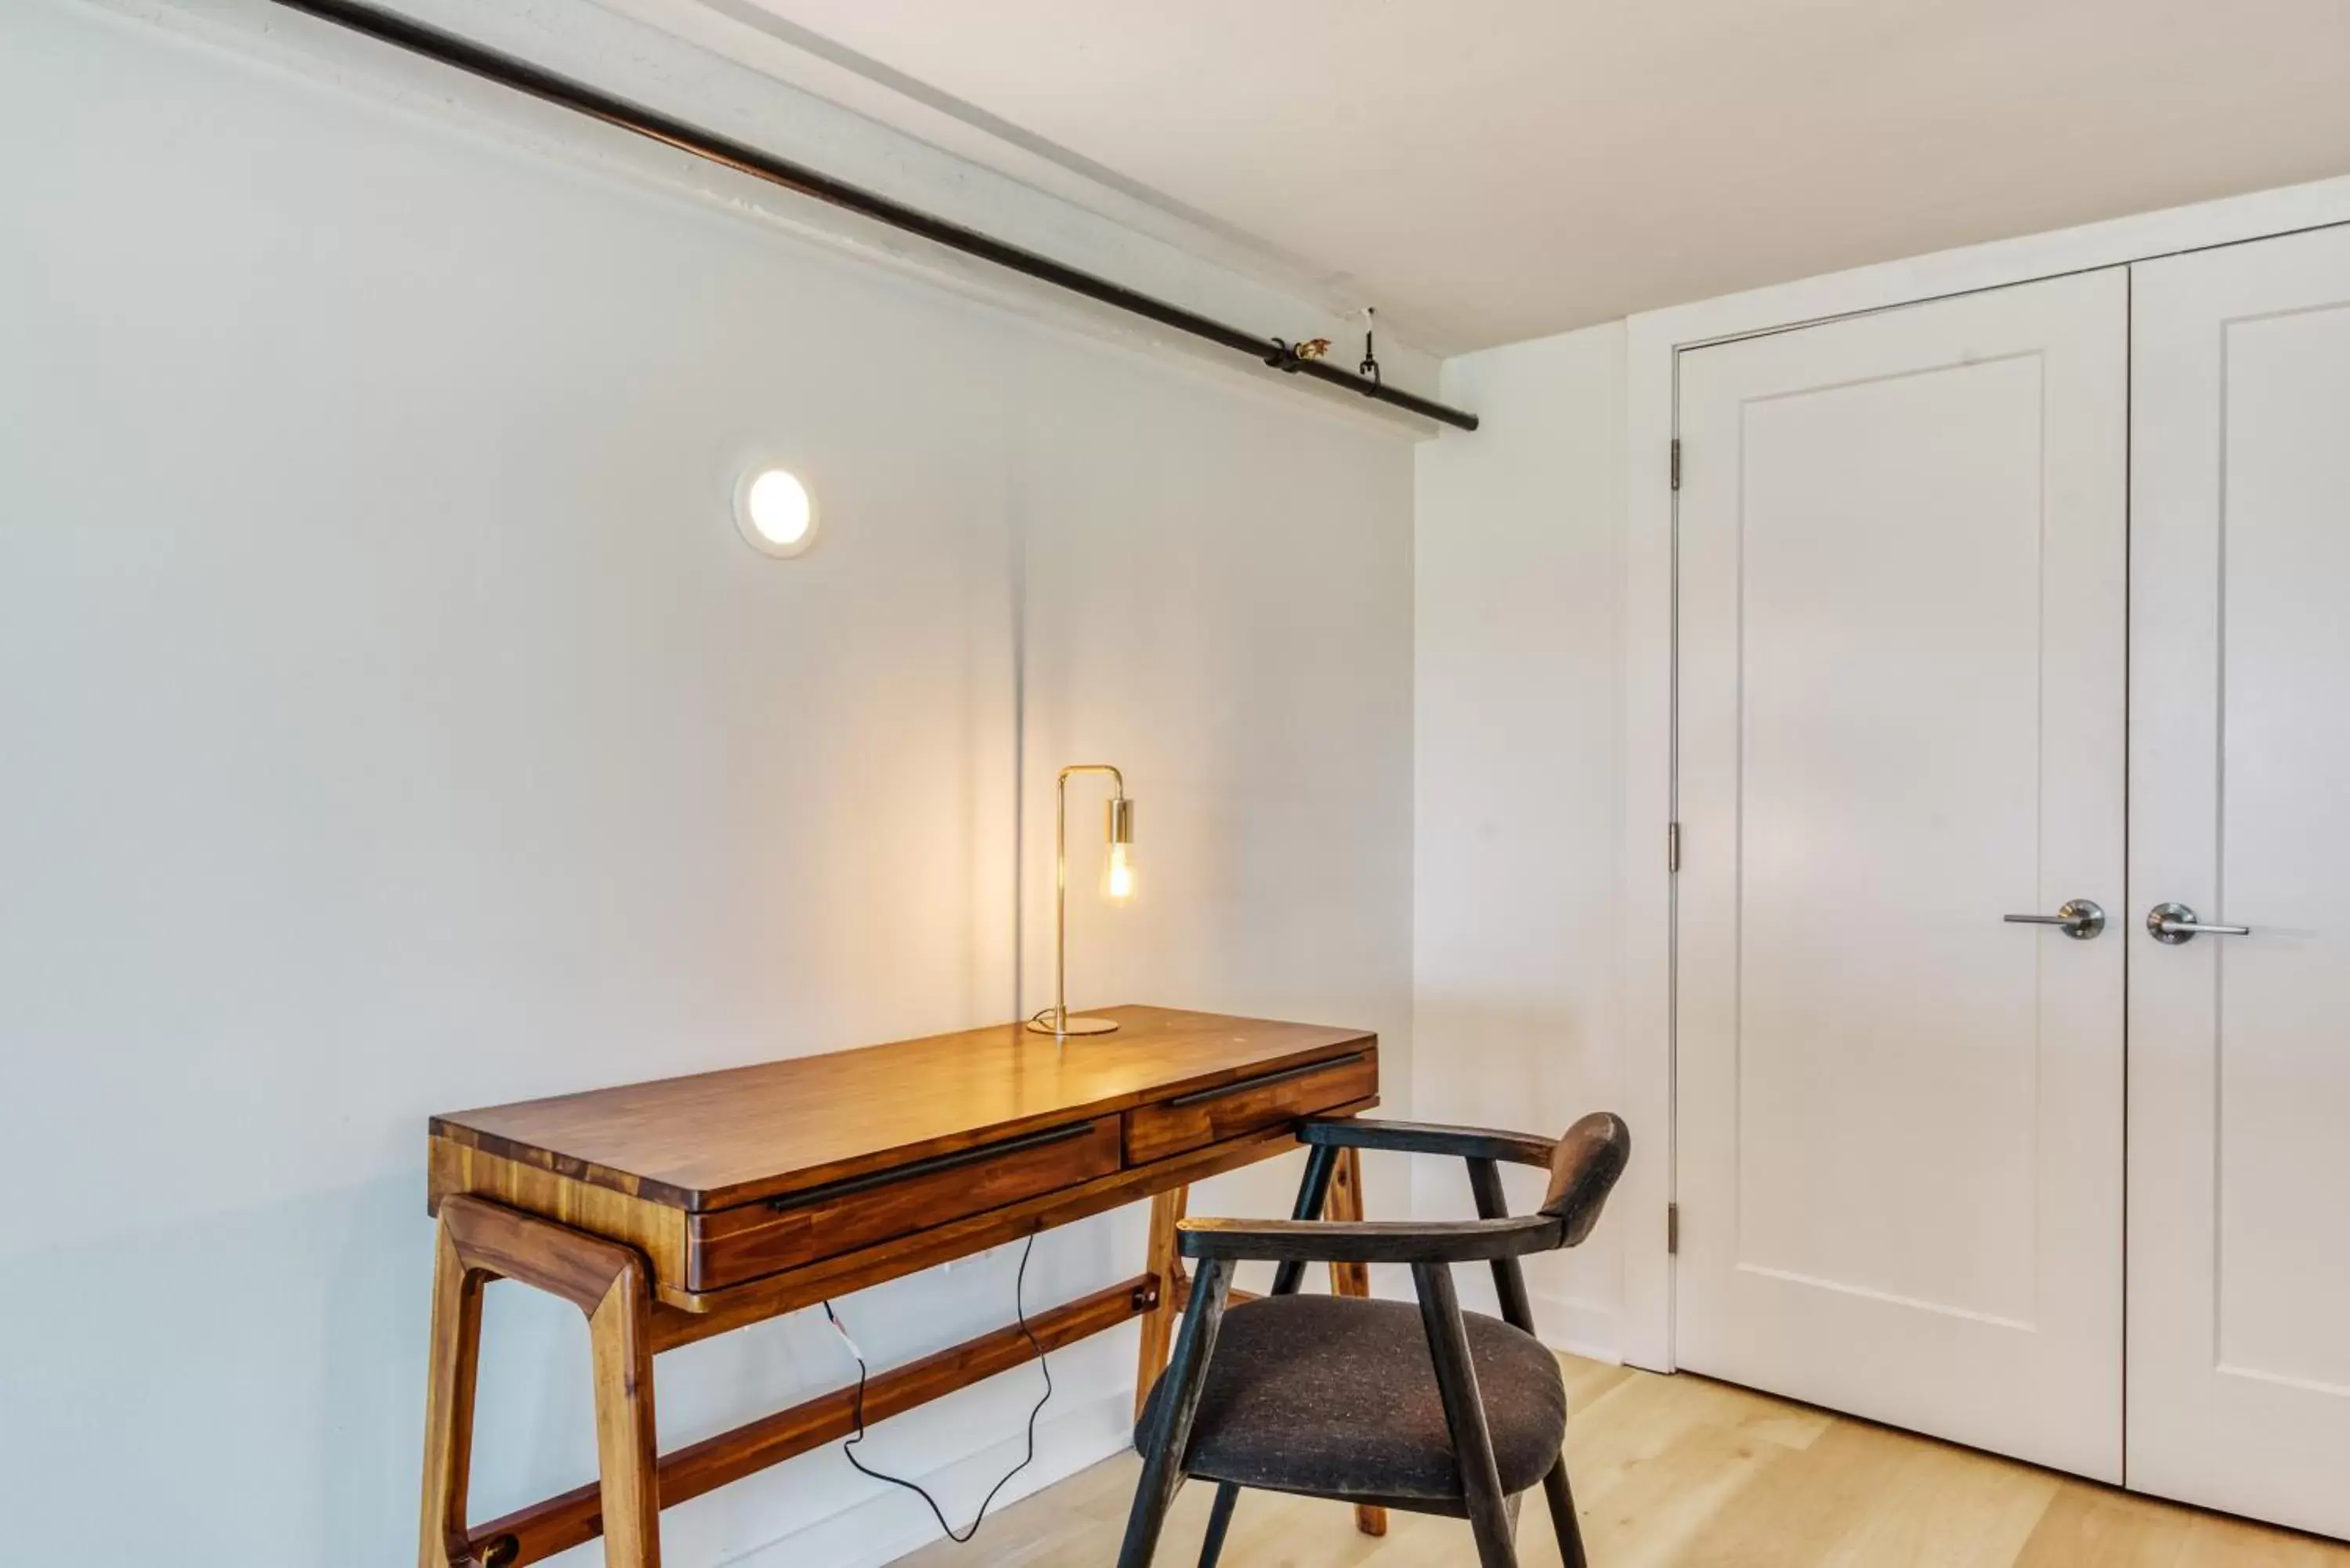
[1134,1184,1188,1422]
[418,1216,486,1568]
[1325,1147,1389,1538]
[421,1196,665,1568]
[588,1259,663,1568]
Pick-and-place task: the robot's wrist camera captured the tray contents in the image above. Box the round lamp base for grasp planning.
[1025,1014,1120,1037]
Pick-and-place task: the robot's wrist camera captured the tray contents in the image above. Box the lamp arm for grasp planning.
[1057,763,1125,794]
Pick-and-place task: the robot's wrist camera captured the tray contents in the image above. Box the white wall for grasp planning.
[1411,323,1631,1353]
[0,2,1412,1564]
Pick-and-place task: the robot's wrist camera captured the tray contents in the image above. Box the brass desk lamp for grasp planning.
[1028,764,1134,1037]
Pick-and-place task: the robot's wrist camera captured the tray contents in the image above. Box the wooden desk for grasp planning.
[420,1005,1382,1568]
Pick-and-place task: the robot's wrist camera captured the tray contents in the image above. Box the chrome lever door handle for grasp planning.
[2003,899,2106,939]
[2146,902,2251,944]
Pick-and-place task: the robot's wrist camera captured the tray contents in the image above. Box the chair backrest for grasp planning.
[1538,1112,1630,1246]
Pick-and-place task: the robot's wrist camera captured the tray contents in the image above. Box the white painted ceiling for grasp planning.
[684,0,2350,353]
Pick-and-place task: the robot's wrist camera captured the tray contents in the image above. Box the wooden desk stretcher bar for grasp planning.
[418,1006,1383,1568]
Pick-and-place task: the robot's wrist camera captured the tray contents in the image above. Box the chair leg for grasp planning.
[1412,1261,1520,1568]
[1542,1458,1588,1568]
[1198,1483,1241,1568]
[1325,1146,1389,1538]
[1119,1258,1235,1568]
[1269,1143,1339,1298]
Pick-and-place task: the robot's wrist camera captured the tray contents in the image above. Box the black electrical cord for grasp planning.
[820,1229,1052,1544]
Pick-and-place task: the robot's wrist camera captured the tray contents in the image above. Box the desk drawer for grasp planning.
[1124,1050,1378,1165]
[687,1118,1123,1290]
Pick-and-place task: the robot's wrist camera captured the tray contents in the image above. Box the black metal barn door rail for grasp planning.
[264,0,1481,432]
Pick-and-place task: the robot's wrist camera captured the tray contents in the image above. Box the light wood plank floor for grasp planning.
[905,1357,2350,1568]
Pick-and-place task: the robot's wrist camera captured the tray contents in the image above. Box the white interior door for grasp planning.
[1674,270,2129,1479]
[2128,224,2350,1539]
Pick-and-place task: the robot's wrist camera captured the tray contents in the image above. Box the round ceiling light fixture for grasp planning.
[733,464,819,558]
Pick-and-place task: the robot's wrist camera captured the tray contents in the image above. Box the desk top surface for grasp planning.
[432,1006,1375,1212]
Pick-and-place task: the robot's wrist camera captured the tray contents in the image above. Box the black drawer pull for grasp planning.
[766,1119,1097,1211]
[1165,1052,1368,1110]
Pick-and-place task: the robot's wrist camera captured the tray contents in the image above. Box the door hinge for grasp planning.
[1667,821,1682,873]
[1669,438,1682,491]
[1667,1202,1680,1255]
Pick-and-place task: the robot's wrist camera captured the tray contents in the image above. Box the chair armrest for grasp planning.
[1297,1118,1556,1169]
[1177,1213,1563,1265]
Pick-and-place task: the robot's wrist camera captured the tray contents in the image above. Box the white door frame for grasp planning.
[1616,172,2350,1373]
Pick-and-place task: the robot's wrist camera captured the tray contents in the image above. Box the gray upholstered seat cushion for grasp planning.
[1135,1294,1567,1503]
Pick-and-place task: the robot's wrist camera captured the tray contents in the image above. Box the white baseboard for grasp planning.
[716,1389,1135,1568]
[1445,1269,1622,1365]
[1528,1290,1622,1364]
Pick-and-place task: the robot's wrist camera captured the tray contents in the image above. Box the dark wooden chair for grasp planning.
[1120,1112,1631,1568]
